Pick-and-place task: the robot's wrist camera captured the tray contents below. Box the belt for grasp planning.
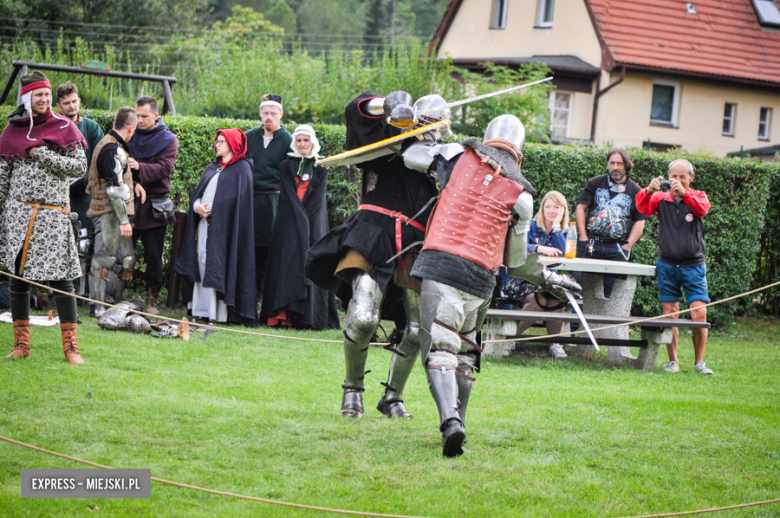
[590,235,619,244]
[17,200,71,276]
[358,204,426,270]
[254,190,280,194]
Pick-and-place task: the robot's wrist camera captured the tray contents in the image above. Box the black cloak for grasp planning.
[259,158,340,330]
[174,157,257,320]
[305,92,439,324]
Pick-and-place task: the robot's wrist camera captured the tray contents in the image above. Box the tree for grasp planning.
[296,0,365,39]
[212,5,284,45]
[364,0,388,44]
[266,0,297,34]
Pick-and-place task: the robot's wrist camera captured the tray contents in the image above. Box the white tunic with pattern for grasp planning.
[0,146,87,280]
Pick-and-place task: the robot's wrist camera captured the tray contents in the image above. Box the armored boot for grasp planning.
[61,323,84,365]
[6,320,31,358]
[342,337,369,418]
[455,371,473,424]
[377,333,420,418]
[145,288,160,316]
[427,366,466,457]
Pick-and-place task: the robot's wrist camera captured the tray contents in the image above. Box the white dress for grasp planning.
[189,171,229,322]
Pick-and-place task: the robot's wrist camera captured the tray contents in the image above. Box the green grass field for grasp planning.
[1,310,778,518]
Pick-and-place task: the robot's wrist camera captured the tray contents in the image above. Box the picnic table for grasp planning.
[482,257,710,371]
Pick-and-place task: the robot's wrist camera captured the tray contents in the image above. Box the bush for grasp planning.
[0,107,773,326]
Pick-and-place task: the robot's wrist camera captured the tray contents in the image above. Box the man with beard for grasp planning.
[56,81,104,301]
[127,96,178,316]
[246,94,293,296]
[574,148,648,298]
[0,71,88,363]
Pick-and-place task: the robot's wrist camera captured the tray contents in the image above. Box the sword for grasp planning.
[417,77,553,117]
[561,288,600,351]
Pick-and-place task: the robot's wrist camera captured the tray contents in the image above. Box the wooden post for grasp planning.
[162,80,176,116]
[15,64,27,106]
[0,65,21,105]
[166,210,188,308]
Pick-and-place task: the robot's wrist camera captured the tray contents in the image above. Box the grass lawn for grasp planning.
[1,309,778,518]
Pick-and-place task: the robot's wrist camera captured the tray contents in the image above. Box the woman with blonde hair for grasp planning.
[504,190,573,358]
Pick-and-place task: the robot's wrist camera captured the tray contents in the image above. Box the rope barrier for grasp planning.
[2,270,778,348]
[0,270,390,346]
[1,435,778,518]
[481,280,780,344]
[0,435,428,518]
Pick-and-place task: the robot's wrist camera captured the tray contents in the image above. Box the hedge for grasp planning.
[0,107,775,327]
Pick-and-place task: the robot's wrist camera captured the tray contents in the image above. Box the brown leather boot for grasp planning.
[145,288,160,316]
[6,320,31,358]
[61,323,85,365]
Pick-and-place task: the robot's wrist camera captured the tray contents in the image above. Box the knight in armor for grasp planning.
[305,91,450,419]
[86,107,139,316]
[407,115,581,457]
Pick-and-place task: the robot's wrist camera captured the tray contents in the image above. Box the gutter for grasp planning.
[590,66,625,143]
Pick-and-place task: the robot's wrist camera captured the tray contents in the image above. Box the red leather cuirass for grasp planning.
[422,148,523,272]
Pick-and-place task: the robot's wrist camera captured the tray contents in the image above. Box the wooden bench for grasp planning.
[483,309,710,372]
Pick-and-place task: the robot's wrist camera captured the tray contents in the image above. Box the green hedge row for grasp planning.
[1,107,775,327]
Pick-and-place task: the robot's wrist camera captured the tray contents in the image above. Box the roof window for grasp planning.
[751,0,780,27]
[686,3,697,13]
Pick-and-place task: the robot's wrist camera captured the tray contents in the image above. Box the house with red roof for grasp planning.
[430,0,780,157]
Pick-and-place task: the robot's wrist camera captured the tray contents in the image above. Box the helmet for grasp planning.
[483,114,526,157]
[414,94,452,138]
[413,94,451,125]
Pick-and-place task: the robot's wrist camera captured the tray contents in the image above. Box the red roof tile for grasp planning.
[586,0,780,85]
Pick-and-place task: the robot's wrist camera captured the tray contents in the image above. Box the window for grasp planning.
[549,91,572,139]
[490,0,508,29]
[759,107,772,140]
[751,0,780,27]
[723,103,736,136]
[650,80,680,126]
[536,0,555,27]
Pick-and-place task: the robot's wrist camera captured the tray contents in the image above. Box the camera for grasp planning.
[659,180,672,192]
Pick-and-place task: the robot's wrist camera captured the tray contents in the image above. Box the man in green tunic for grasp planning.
[56,82,104,301]
[245,94,293,297]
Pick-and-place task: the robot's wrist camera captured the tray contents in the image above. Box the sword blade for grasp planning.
[420,77,553,115]
[564,289,600,352]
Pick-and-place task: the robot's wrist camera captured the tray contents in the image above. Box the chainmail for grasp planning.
[461,138,536,195]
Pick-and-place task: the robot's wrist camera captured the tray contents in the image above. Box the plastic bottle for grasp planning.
[565,222,578,259]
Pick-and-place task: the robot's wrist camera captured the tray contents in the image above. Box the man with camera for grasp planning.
[574,148,648,297]
[636,159,713,375]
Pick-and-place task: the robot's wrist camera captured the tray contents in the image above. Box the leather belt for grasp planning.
[433,319,482,352]
[358,204,426,270]
[17,200,71,276]
[254,190,280,194]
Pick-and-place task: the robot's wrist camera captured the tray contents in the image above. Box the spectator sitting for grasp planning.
[508,190,571,359]
[635,159,713,375]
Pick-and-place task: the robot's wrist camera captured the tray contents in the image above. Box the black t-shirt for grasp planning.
[576,174,649,244]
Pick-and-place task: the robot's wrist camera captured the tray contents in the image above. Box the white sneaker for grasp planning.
[694,361,714,375]
[663,360,680,373]
[549,344,568,359]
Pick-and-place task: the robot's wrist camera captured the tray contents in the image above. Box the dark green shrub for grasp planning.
[0,107,773,326]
